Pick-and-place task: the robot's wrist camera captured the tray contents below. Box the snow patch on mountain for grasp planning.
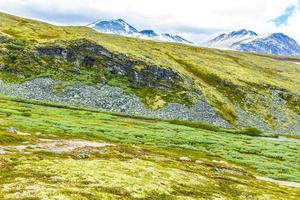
[205,29,257,49]
[204,29,300,56]
[88,19,192,45]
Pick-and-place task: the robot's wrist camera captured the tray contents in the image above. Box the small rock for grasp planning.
[212,160,228,165]
[35,132,42,136]
[15,146,28,151]
[0,149,6,155]
[214,166,224,174]
[179,157,191,162]
[7,127,17,134]
[224,169,244,175]
[195,160,204,164]
[16,131,31,136]
[76,154,90,159]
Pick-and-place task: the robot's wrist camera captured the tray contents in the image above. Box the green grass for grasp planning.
[1,95,300,199]
[0,132,27,145]
[1,95,300,181]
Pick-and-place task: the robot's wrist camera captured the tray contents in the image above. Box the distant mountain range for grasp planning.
[204,29,300,56]
[87,19,300,57]
[88,19,192,44]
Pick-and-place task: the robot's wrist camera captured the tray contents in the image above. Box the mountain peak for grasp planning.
[229,29,257,37]
[205,29,257,48]
[116,19,125,22]
[89,19,138,35]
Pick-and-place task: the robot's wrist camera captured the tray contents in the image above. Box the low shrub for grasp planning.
[21,111,31,117]
[238,127,263,136]
[168,119,222,132]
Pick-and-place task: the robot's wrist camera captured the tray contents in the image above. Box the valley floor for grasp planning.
[1,95,300,199]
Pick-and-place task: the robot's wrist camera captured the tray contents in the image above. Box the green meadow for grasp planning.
[0,95,300,199]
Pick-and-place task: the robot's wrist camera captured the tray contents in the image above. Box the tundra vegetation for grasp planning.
[0,12,300,199]
[0,96,300,199]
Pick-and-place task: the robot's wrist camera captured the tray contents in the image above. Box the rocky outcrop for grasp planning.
[35,39,185,90]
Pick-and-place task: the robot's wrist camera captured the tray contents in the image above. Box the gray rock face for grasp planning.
[0,78,299,134]
[35,39,186,90]
[0,78,229,128]
[190,101,230,127]
[235,88,300,134]
[268,90,300,134]
[235,106,273,133]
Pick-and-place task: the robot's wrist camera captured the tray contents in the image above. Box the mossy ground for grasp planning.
[1,95,300,199]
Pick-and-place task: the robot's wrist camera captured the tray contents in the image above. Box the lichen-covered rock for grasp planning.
[7,127,17,134]
[179,157,191,162]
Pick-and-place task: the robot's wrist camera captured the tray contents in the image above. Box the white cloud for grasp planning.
[0,0,299,43]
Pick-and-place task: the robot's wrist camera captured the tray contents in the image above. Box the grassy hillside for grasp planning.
[1,95,300,199]
[0,12,299,133]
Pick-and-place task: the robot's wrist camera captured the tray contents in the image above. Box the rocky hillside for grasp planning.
[0,12,299,134]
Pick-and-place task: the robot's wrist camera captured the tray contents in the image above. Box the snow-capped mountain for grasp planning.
[205,29,257,49]
[88,19,139,35]
[236,33,300,56]
[204,29,300,56]
[88,19,192,44]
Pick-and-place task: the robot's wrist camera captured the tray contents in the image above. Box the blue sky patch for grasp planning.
[273,5,296,26]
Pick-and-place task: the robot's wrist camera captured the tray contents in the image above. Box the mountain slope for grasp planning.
[0,12,299,134]
[88,19,192,44]
[205,29,300,56]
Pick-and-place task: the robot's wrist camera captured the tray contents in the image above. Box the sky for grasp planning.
[0,0,300,43]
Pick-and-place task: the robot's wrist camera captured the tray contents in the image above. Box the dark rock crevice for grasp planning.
[35,39,186,90]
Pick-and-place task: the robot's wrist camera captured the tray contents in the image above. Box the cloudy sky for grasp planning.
[0,0,300,43]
